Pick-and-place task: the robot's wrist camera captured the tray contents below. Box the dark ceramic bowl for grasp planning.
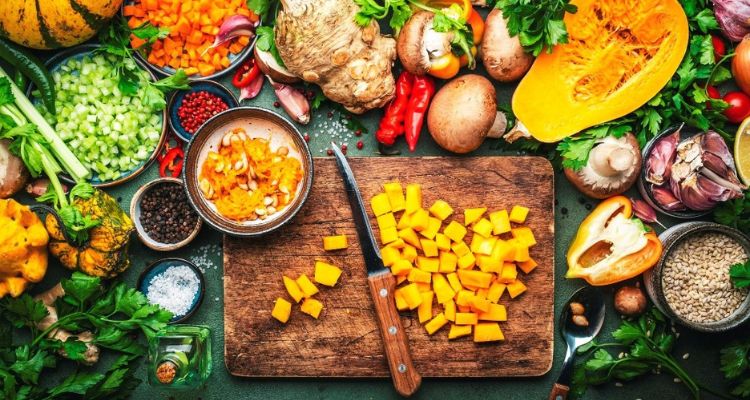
[130,177,202,251]
[34,44,167,188]
[182,107,313,237]
[168,80,239,142]
[637,125,710,219]
[138,258,206,323]
[644,222,750,332]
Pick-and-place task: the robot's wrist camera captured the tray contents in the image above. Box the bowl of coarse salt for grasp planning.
[138,258,206,323]
[644,222,750,333]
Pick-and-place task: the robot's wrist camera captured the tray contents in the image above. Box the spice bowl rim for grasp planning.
[636,125,711,219]
[130,177,203,251]
[137,257,206,324]
[182,106,314,238]
[167,80,239,143]
[644,221,750,333]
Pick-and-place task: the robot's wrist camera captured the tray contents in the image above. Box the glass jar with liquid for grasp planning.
[148,325,212,389]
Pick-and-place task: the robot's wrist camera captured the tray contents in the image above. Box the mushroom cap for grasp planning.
[564,133,642,199]
[427,74,497,154]
[254,46,300,84]
[480,8,534,82]
[397,11,435,76]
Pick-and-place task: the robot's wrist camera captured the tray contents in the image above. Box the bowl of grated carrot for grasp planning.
[182,107,314,237]
[122,0,259,81]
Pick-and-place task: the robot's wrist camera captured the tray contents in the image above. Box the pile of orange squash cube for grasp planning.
[371,182,538,343]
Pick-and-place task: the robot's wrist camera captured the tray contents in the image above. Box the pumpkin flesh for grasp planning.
[512,0,689,143]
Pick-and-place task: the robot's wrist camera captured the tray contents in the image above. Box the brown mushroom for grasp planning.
[254,46,300,84]
[427,74,506,154]
[564,133,642,199]
[614,285,647,317]
[397,11,453,76]
[480,9,534,82]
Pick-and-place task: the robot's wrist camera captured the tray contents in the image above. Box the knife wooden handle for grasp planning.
[548,383,569,400]
[367,272,422,397]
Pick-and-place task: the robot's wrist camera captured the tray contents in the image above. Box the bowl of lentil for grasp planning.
[183,107,313,237]
[168,80,238,142]
[644,222,750,332]
[130,177,202,251]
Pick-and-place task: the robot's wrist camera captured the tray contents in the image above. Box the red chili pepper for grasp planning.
[232,59,261,88]
[376,71,414,146]
[404,75,435,152]
[159,147,185,178]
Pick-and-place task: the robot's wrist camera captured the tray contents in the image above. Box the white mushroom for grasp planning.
[564,133,642,199]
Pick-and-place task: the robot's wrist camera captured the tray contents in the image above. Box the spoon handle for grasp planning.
[548,383,569,400]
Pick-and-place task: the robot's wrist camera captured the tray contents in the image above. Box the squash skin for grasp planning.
[45,190,133,278]
[0,0,123,50]
[511,0,689,143]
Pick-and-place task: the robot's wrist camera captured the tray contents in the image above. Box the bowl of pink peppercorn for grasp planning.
[168,80,238,142]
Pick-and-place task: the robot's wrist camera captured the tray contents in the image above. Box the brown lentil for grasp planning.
[662,232,749,323]
[140,183,200,244]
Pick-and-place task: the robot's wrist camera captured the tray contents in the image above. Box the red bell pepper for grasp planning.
[232,59,261,88]
[159,147,185,178]
[404,75,435,152]
[376,71,414,146]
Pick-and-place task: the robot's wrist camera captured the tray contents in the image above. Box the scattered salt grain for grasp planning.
[147,265,201,317]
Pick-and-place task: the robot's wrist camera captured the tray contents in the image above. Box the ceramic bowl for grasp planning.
[130,177,202,251]
[643,222,750,332]
[138,258,205,323]
[120,2,257,81]
[35,44,167,187]
[167,80,239,142]
[182,107,313,237]
[636,125,710,219]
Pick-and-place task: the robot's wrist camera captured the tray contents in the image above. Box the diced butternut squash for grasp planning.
[457,253,476,270]
[272,298,292,323]
[451,241,471,257]
[472,218,494,238]
[371,193,391,216]
[377,213,397,231]
[518,258,538,274]
[492,239,515,262]
[478,303,507,321]
[402,245,418,262]
[397,275,408,285]
[455,290,474,306]
[408,268,432,283]
[490,210,511,235]
[425,312,448,335]
[439,251,458,273]
[420,239,438,257]
[300,298,324,319]
[405,184,422,214]
[399,283,423,309]
[296,274,319,297]
[477,254,502,273]
[507,280,527,298]
[456,312,478,325]
[417,256,439,272]
[475,237,497,256]
[398,228,422,249]
[464,207,487,226]
[283,276,304,303]
[474,322,504,342]
[444,221,467,242]
[511,226,537,247]
[410,208,430,231]
[433,274,456,304]
[391,259,413,276]
[449,324,472,339]
[435,233,451,251]
[416,282,432,292]
[380,226,399,245]
[457,270,493,288]
[511,239,530,262]
[420,217,441,240]
[446,272,463,293]
[384,182,406,212]
[444,299,456,321]
[323,235,348,250]
[387,238,406,249]
[499,263,518,284]
[381,246,401,267]
[397,212,411,230]
[429,200,454,220]
[487,281,506,303]
[470,234,484,254]
[470,296,491,313]
[509,205,530,223]
[395,289,409,310]
[418,291,434,323]
[314,261,342,287]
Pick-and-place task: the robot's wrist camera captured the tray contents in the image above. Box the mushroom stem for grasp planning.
[589,142,635,177]
[486,111,508,139]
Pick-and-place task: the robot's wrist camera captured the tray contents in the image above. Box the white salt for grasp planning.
[147,265,200,317]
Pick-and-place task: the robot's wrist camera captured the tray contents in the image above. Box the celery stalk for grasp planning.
[0,66,90,182]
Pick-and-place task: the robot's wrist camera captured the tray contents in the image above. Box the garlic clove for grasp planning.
[645,130,679,185]
[651,185,687,211]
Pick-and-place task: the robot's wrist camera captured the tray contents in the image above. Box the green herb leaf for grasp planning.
[721,343,750,379]
[47,371,105,397]
[730,261,750,289]
[2,294,48,328]
[495,0,577,56]
[61,272,102,306]
[0,77,15,107]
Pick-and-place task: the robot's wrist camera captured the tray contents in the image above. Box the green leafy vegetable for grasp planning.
[0,273,172,400]
[494,0,577,56]
[354,0,412,32]
[730,260,750,289]
[721,341,750,398]
[714,190,750,233]
[255,26,286,67]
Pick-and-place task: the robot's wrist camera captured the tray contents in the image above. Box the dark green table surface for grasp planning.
[28,58,746,400]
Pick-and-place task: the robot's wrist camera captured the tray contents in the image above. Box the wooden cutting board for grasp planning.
[224,157,555,378]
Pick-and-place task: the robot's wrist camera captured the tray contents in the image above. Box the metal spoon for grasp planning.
[548,286,606,400]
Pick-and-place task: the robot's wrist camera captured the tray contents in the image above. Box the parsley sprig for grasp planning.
[714,190,750,234]
[729,260,750,289]
[494,0,577,56]
[354,0,412,32]
[721,340,750,398]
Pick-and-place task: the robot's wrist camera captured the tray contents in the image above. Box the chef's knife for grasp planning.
[330,144,422,397]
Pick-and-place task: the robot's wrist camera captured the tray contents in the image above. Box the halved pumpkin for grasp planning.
[511,0,689,143]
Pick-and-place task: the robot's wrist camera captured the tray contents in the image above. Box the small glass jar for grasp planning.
[147,324,212,389]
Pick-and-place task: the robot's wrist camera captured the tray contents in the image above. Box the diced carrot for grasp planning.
[130,36,147,50]
[181,2,192,12]
[209,8,225,24]
[216,45,229,57]
[168,57,181,69]
[185,67,200,76]
[237,36,250,46]
[220,56,231,68]
[201,25,214,34]
[229,42,243,54]
[152,48,165,58]
[181,58,190,68]
[187,30,203,45]
[201,52,211,63]
[123,5,145,17]
[127,17,142,29]
[144,0,158,11]
[198,63,215,76]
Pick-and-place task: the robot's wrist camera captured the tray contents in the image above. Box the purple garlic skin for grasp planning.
[652,185,687,211]
[631,198,659,223]
[270,79,311,125]
[645,130,680,185]
[668,131,747,211]
[713,0,750,42]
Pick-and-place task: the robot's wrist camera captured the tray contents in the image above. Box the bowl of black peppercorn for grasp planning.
[130,177,202,251]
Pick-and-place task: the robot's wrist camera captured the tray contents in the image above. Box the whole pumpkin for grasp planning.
[0,0,123,50]
[45,189,134,278]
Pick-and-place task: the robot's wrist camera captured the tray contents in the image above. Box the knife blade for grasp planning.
[331,144,422,397]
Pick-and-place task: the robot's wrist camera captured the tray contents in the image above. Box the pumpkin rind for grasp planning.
[0,0,123,49]
[511,0,689,143]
